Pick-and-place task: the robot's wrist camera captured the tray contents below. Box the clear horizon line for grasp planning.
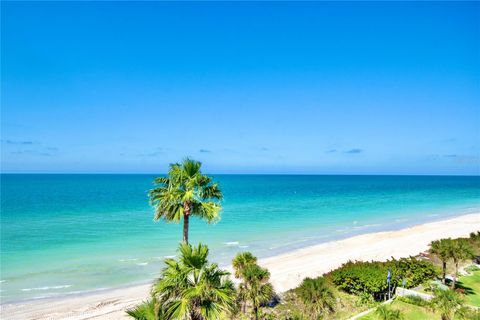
[1,172,479,177]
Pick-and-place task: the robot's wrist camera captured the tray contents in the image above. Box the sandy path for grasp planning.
[2,213,479,319]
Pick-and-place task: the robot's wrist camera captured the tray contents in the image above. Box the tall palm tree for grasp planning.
[240,264,274,320]
[149,159,222,244]
[295,277,336,319]
[430,288,465,320]
[430,239,453,284]
[450,239,474,288]
[153,243,236,320]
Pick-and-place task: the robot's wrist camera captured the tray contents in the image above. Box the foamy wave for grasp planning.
[353,223,382,229]
[239,245,249,249]
[118,258,138,262]
[136,262,148,266]
[224,241,239,246]
[164,255,175,259]
[21,285,72,292]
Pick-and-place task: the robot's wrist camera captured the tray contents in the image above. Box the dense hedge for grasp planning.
[328,257,437,298]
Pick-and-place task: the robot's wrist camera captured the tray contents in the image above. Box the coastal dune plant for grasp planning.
[295,276,336,319]
[149,158,222,244]
[152,243,236,320]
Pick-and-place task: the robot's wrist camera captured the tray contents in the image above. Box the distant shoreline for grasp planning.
[2,212,479,319]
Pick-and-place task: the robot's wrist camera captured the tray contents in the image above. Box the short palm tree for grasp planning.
[233,252,258,313]
[430,288,465,320]
[450,239,474,288]
[241,264,274,320]
[149,159,222,244]
[430,238,453,284]
[295,277,336,319]
[153,243,236,320]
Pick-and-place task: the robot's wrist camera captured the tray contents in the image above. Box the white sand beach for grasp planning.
[2,213,479,320]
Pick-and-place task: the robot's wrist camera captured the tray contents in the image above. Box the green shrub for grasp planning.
[329,260,391,297]
[295,276,336,319]
[392,257,438,288]
[397,295,429,307]
[465,265,480,273]
[328,257,437,299]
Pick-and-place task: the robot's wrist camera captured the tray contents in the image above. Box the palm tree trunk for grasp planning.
[183,202,191,244]
[453,261,458,288]
[253,304,258,320]
[183,213,189,244]
[442,261,446,284]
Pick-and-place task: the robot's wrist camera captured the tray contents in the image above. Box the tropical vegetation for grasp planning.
[136,158,480,320]
[233,252,275,320]
[149,158,223,244]
[295,276,336,319]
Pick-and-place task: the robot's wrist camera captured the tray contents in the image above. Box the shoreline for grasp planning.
[1,212,479,319]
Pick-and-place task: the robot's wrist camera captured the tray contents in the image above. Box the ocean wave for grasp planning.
[21,285,72,292]
[353,223,382,229]
[118,258,138,262]
[31,287,109,299]
[164,255,175,259]
[136,262,148,266]
[239,245,249,249]
[224,241,239,246]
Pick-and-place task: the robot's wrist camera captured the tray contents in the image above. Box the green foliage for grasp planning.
[463,308,480,320]
[126,298,162,320]
[392,257,438,288]
[152,243,236,320]
[149,158,223,243]
[329,257,437,299]
[357,291,376,307]
[396,295,428,307]
[375,304,404,320]
[465,265,480,273]
[330,260,390,296]
[295,277,336,319]
[469,231,480,256]
[232,252,257,279]
[429,288,465,320]
[232,252,274,320]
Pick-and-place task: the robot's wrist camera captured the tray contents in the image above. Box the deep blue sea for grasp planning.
[1,174,479,303]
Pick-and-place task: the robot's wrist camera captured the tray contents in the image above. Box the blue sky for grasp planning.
[1,2,479,174]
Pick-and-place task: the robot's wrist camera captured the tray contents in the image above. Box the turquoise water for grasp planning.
[1,174,479,303]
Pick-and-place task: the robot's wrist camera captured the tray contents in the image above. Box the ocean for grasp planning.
[1,174,479,303]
